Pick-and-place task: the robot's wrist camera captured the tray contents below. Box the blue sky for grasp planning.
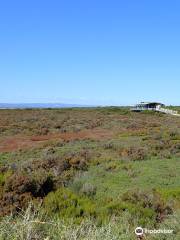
[0,0,179,105]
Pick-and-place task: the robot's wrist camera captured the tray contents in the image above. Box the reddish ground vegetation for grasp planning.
[0,129,113,153]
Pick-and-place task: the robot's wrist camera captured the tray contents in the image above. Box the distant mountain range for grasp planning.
[0,103,93,109]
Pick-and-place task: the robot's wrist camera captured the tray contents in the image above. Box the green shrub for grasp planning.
[105,200,156,226]
[158,188,180,201]
[0,171,12,186]
[43,188,96,221]
[121,189,173,223]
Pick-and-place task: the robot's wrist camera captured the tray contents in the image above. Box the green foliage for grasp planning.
[121,189,173,224]
[101,189,174,226]
[44,188,96,221]
[106,201,156,226]
[0,171,12,186]
[158,188,180,201]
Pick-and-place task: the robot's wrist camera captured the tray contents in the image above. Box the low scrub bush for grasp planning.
[0,172,54,217]
[106,201,156,226]
[0,170,12,186]
[98,189,174,226]
[43,188,96,221]
[0,204,138,240]
[121,147,148,161]
[0,203,179,240]
[158,188,180,201]
[121,189,173,224]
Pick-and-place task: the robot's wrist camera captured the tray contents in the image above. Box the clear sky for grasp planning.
[0,0,179,105]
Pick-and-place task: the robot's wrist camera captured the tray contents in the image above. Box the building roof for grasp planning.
[137,102,164,106]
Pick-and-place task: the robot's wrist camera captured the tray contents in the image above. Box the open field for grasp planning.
[0,107,180,239]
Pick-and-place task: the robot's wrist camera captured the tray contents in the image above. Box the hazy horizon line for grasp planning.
[0,102,179,107]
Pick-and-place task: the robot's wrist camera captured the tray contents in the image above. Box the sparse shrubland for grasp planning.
[0,107,179,239]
